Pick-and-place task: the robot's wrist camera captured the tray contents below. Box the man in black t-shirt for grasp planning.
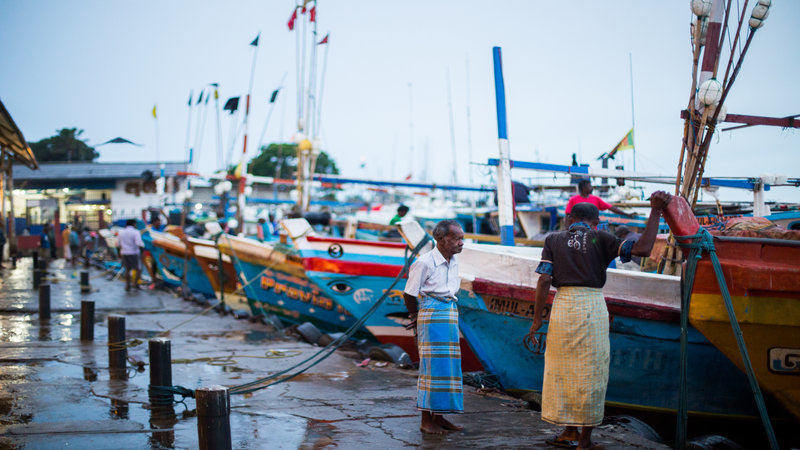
[527,191,670,449]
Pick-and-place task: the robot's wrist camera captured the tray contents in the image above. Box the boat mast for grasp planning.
[465,55,474,186]
[446,67,457,186]
[213,83,223,171]
[408,82,415,179]
[629,52,636,179]
[492,46,514,246]
[236,33,261,233]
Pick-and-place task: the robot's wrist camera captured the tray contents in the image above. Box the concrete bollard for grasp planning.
[196,386,232,450]
[80,300,95,341]
[148,338,173,407]
[107,315,127,377]
[38,283,51,321]
[80,271,90,293]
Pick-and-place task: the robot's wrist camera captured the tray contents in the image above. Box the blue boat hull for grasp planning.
[457,290,759,418]
[231,258,360,333]
[143,233,216,297]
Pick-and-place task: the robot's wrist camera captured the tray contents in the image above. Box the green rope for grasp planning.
[228,235,431,395]
[675,229,778,449]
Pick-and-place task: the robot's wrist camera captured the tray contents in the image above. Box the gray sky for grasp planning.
[2,0,798,202]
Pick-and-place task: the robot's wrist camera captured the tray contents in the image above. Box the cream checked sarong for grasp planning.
[542,286,610,427]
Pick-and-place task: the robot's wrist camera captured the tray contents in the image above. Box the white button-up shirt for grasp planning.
[118,226,144,255]
[403,247,460,301]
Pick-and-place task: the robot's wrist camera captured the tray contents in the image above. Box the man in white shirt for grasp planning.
[118,219,144,291]
[403,219,464,434]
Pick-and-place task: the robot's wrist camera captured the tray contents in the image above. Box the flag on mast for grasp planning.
[287,8,298,30]
[151,105,157,119]
[250,34,260,47]
[309,6,316,22]
[606,128,634,159]
[317,33,329,45]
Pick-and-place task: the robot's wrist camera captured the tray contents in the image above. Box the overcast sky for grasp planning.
[2,1,798,202]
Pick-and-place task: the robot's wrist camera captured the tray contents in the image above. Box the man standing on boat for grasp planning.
[403,219,465,434]
[566,179,636,218]
[528,191,670,449]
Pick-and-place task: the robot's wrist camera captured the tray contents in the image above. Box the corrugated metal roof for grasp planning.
[0,98,38,169]
[12,161,188,181]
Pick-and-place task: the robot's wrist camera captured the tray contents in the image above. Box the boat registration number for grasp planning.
[485,295,548,320]
[769,348,800,375]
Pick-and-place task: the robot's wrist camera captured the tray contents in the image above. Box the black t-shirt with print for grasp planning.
[540,225,624,288]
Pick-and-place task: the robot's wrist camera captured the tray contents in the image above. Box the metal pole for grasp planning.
[80,300,95,341]
[107,315,127,378]
[492,46,515,246]
[196,386,232,450]
[38,283,51,321]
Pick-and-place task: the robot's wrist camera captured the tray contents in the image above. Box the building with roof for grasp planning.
[12,161,188,230]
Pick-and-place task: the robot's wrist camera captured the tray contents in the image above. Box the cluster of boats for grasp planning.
[133,201,799,428]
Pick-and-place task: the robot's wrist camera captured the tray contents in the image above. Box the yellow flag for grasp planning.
[151,105,157,119]
[607,128,634,158]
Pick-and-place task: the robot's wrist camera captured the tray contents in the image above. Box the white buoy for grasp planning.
[691,0,712,17]
[690,17,708,46]
[698,78,723,106]
[749,0,771,29]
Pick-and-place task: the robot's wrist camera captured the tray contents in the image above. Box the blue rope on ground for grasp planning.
[675,229,778,450]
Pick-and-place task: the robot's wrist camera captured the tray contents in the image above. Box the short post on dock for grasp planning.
[107,315,127,377]
[38,283,50,321]
[80,271,90,293]
[196,386,232,450]
[148,338,173,408]
[80,300,94,341]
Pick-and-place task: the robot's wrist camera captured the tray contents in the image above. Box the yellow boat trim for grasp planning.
[690,292,800,327]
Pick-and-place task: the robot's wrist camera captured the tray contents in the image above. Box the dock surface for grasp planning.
[0,258,666,448]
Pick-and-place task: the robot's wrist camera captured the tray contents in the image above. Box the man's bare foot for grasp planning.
[420,422,446,435]
[434,415,463,431]
[558,427,580,441]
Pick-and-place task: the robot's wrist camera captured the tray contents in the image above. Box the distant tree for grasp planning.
[247,143,339,179]
[28,128,98,162]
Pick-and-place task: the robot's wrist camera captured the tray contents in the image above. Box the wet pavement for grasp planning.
[0,257,667,448]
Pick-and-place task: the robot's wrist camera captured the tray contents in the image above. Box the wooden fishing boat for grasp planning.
[142,229,216,297]
[664,198,800,422]
[454,243,762,418]
[261,218,484,369]
[184,236,238,295]
[215,233,360,332]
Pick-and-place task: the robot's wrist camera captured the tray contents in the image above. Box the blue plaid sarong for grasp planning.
[416,296,463,413]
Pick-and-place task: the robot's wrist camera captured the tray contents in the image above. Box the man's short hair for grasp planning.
[397,204,409,214]
[577,178,591,190]
[570,202,599,222]
[432,219,461,241]
[126,219,136,227]
[614,225,631,239]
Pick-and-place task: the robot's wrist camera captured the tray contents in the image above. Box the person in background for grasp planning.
[40,224,52,261]
[47,224,57,259]
[403,220,465,434]
[61,225,72,261]
[528,192,670,449]
[256,217,267,242]
[68,226,81,266]
[118,219,144,291]
[390,205,410,225]
[0,222,6,264]
[566,179,635,218]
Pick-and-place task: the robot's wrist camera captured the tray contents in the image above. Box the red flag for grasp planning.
[309,6,316,22]
[301,4,306,13]
[287,8,298,30]
[404,174,412,180]
[317,33,329,45]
